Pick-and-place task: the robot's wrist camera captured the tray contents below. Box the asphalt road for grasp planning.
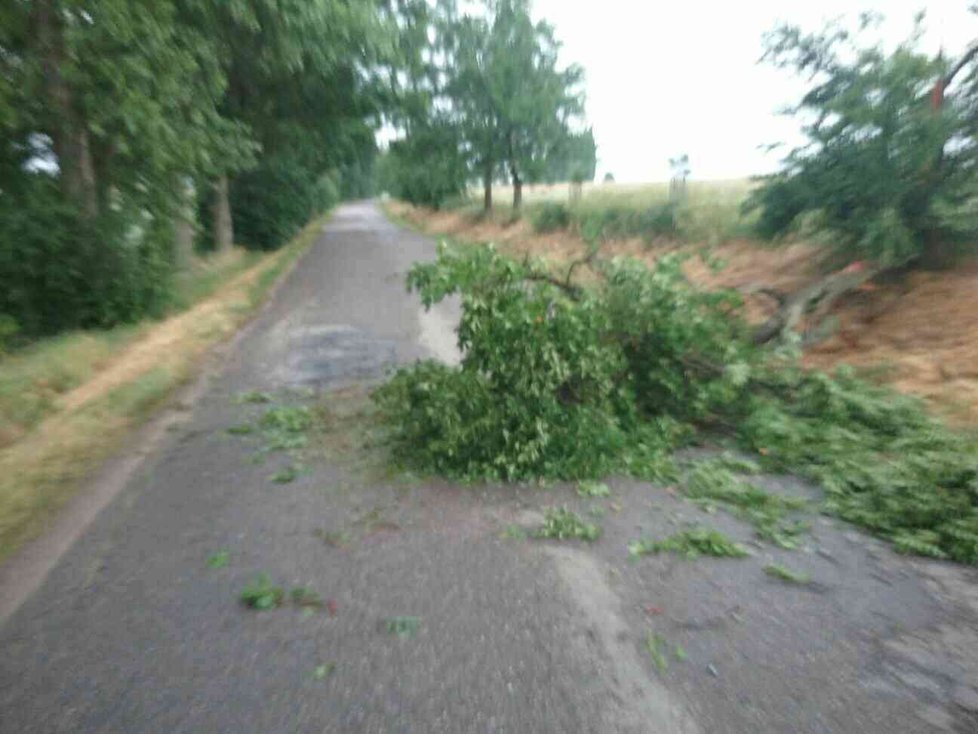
[1,202,976,733]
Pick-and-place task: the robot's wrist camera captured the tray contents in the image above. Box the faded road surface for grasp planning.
[1,202,977,733]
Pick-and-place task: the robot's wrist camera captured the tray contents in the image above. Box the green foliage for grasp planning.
[290,587,324,608]
[748,16,978,264]
[531,202,571,233]
[231,160,340,250]
[376,244,978,563]
[375,244,707,481]
[574,204,678,243]
[540,129,597,184]
[386,616,421,638]
[0,315,17,354]
[0,176,173,336]
[206,550,230,568]
[259,405,314,451]
[270,465,300,484]
[240,574,285,610]
[377,123,469,208]
[739,366,978,561]
[1,0,390,340]
[534,507,601,541]
[629,526,750,560]
[683,460,808,549]
[312,663,336,680]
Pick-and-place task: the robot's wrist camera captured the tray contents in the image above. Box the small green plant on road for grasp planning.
[683,461,808,549]
[312,663,336,680]
[535,507,601,542]
[629,526,749,560]
[290,587,324,608]
[260,405,313,451]
[386,616,421,639]
[763,564,811,585]
[206,550,230,569]
[645,632,669,672]
[270,465,301,484]
[240,574,285,610]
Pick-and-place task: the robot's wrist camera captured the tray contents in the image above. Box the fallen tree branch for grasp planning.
[751,259,901,346]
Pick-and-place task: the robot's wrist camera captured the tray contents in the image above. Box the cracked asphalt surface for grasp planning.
[1,201,977,733]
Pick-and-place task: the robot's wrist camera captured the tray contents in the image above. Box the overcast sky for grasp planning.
[532,0,977,182]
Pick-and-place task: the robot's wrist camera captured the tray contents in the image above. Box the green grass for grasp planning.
[447,180,757,245]
[0,325,147,448]
[169,249,264,311]
[629,526,750,560]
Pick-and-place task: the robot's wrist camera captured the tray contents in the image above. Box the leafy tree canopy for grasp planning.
[748,13,978,266]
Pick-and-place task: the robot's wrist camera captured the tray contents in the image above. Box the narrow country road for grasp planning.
[1,202,977,733]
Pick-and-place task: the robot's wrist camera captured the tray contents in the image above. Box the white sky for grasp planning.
[532,0,977,182]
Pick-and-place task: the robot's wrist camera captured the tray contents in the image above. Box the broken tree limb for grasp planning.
[750,259,899,346]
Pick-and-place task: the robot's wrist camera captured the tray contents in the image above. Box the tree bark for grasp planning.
[751,261,895,346]
[483,164,493,211]
[511,166,522,211]
[212,175,234,252]
[34,0,98,217]
[174,178,196,269]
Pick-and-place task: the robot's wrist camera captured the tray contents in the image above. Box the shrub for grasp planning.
[0,175,173,336]
[531,202,571,233]
[375,244,978,563]
[376,123,468,209]
[229,157,339,251]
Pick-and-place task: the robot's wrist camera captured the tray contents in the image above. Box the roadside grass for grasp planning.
[0,214,329,562]
[0,248,263,449]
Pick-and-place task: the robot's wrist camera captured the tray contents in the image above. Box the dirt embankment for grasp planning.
[391,202,978,425]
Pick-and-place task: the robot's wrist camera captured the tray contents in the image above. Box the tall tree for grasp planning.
[442,0,586,210]
[750,14,978,267]
[485,0,584,210]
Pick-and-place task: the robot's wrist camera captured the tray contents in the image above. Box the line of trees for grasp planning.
[377,0,595,211]
[0,0,394,337]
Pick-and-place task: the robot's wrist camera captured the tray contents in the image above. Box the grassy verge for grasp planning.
[413,180,756,245]
[0,214,328,561]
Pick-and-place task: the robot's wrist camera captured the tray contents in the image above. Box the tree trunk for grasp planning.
[483,164,493,211]
[511,167,522,211]
[174,178,196,269]
[34,0,98,217]
[212,175,233,252]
